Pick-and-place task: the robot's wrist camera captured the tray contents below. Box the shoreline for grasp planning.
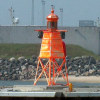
[23,76,100,83]
[0,76,100,83]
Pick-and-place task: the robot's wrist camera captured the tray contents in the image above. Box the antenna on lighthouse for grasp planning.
[51,5,55,10]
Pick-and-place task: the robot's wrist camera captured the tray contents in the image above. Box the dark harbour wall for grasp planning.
[0,26,100,55]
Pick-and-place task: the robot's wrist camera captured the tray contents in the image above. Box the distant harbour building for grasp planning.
[79,20,95,27]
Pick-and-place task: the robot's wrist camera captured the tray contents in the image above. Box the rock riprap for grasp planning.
[66,56,100,76]
[0,56,37,80]
[0,56,100,80]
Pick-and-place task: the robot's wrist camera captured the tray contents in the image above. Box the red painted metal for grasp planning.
[34,8,69,86]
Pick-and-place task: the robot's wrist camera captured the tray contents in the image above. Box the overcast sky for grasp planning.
[0,0,100,26]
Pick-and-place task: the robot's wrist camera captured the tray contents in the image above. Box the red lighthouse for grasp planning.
[34,8,72,89]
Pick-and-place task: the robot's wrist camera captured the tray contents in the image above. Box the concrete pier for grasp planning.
[0,85,100,98]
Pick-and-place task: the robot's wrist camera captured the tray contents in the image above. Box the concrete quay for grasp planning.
[0,85,100,98]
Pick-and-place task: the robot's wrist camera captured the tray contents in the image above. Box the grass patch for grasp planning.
[0,44,100,60]
[67,44,100,60]
[0,44,40,58]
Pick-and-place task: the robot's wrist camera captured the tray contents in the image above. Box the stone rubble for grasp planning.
[66,56,100,76]
[0,56,100,80]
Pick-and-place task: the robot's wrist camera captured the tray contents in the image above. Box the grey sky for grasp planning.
[0,0,100,26]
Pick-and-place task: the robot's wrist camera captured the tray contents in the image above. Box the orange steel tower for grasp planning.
[34,8,71,87]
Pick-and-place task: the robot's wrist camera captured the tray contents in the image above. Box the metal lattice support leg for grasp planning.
[34,58,49,85]
[65,59,69,86]
[48,58,51,86]
[34,59,40,85]
[52,59,55,85]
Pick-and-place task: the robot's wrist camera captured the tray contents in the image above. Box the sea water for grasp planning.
[0,80,100,88]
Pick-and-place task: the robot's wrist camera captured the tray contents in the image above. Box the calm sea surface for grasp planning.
[0,80,100,88]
